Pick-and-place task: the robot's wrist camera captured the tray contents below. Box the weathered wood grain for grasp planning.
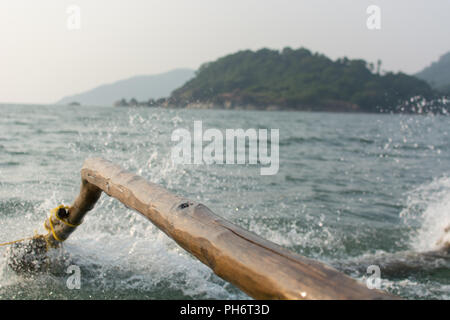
[44,158,399,300]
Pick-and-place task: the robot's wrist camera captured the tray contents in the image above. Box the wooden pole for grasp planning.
[43,158,398,300]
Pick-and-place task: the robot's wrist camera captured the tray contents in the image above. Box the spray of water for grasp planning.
[400,176,450,252]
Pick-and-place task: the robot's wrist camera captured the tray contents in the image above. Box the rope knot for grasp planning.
[44,204,80,243]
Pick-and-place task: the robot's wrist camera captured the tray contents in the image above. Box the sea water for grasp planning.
[0,104,449,299]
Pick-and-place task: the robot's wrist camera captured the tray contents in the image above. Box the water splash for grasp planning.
[400,176,450,252]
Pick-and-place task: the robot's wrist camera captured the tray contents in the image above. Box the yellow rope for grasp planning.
[45,204,81,242]
[0,232,48,251]
[51,205,80,228]
[0,204,78,248]
[44,216,64,242]
[0,237,34,247]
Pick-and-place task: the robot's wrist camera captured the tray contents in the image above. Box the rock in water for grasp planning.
[5,236,49,274]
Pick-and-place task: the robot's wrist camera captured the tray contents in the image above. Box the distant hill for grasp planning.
[169,48,435,112]
[416,52,450,94]
[57,68,195,106]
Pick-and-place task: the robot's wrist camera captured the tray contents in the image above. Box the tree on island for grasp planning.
[169,47,439,113]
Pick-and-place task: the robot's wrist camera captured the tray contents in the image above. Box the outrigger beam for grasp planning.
[43,158,398,300]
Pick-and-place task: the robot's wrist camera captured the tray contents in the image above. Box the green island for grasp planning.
[164,47,446,113]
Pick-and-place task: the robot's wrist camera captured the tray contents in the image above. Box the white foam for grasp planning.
[400,176,450,252]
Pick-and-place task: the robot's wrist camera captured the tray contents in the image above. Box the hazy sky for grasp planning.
[1,0,449,104]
